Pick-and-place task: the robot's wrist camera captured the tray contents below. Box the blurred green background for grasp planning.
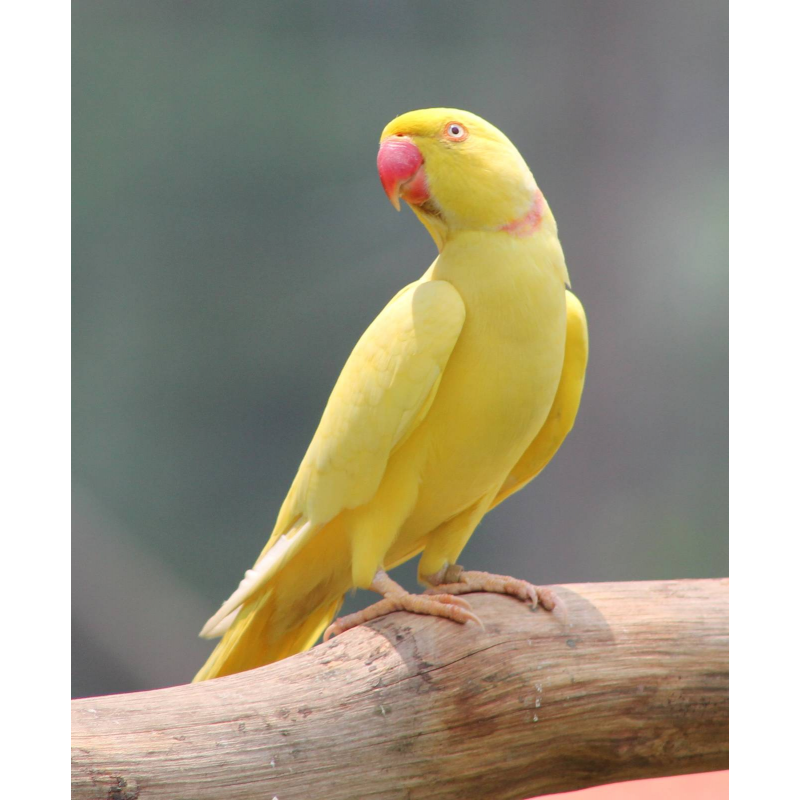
[72,0,727,698]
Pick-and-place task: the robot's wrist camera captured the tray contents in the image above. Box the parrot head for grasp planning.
[377,108,544,250]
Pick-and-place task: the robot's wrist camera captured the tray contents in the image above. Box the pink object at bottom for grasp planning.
[535,771,728,799]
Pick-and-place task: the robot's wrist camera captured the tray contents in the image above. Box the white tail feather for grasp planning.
[201,606,240,639]
[199,520,313,639]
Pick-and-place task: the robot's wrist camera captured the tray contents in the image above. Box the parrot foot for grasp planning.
[323,569,482,641]
[424,565,561,614]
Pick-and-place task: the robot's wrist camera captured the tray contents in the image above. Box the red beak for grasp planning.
[377,136,428,211]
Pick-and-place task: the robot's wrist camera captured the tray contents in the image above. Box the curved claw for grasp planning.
[422,591,474,610]
[534,585,558,611]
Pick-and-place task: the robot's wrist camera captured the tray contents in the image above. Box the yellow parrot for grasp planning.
[194,108,588,681]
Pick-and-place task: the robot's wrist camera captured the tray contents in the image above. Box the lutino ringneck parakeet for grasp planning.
[195,108,588,681]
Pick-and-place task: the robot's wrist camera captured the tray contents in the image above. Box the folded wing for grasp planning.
[200,279,466,638]
[491,289,588,508]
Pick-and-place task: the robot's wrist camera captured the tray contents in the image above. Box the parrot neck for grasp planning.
[410,189,556,254]
[499,190,547,237]
[431,204,569,288]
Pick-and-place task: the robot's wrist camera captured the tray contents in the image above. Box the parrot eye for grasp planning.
[444,122,469,142]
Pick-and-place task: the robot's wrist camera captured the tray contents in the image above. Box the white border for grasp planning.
[730,2,799,797]
[2,2,71,792]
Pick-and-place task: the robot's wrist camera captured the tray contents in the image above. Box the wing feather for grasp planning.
[296,279,465,522]
[200,279,465,637]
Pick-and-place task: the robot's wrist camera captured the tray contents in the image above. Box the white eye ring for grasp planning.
[444,122,468,141]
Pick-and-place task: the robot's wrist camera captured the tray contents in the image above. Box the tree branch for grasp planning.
[71,578,728,800]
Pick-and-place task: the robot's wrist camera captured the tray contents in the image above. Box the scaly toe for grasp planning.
[426,570,561,616]
[323,597,399,641]
[322,591,484,642]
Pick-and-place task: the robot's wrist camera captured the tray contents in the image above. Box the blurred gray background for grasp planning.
[72,0,728,698]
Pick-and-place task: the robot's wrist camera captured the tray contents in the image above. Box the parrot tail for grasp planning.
[192,591,342,682]
[193,515,349,682]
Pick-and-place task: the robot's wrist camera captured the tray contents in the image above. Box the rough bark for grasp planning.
[72,578,729,800]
